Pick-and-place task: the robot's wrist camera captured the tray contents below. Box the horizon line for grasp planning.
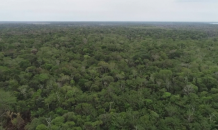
[0,21,217,23]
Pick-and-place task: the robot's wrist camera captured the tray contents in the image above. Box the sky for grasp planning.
[0,0,218,21]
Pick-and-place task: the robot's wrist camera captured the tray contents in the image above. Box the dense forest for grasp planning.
[1,22,218,130]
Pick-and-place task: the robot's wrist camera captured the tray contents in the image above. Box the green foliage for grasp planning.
[52,116,65,126]
[70,79,75,85]
[162,92,171,98]
[25,117,45,130]
[36,124,48,130]
[0,89,16,112]
[145,99,153,104]
[37,73,49,82]
[1,23,218,129]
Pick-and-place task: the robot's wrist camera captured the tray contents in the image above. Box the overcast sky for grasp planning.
[0,0,217,21]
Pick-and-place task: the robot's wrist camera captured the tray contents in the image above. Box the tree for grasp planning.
[0,89,16,116]
[36,124,48,130]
